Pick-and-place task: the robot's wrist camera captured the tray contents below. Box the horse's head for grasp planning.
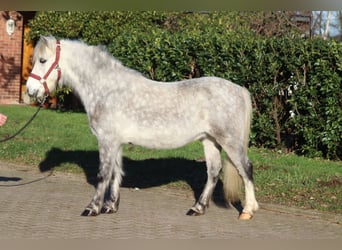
[26,36,62,102]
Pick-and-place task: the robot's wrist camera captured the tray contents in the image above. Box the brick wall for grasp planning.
[0,11,23,104]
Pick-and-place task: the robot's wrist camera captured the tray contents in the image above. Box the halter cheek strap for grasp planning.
[29,40,61,95]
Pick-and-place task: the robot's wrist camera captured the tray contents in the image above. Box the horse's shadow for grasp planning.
[39,147,229,208]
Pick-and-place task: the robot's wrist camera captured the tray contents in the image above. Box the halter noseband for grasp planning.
[29,40,61,95]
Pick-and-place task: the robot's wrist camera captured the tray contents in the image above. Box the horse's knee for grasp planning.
[97,163,113,182]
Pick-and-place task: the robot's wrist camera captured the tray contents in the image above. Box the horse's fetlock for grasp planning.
[186,201,207,216]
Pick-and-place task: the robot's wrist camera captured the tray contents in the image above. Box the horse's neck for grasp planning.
[61,48,109,113]
[60,43,133,115]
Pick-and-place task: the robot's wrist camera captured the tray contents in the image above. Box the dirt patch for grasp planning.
[317,176,342,188]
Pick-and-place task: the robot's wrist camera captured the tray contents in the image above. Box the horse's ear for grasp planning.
[39,35,49,45]
[39,35,56,49]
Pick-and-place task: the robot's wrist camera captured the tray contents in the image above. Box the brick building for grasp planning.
[0,11,35,104]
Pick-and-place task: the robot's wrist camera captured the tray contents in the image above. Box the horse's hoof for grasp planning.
[239,212,253,220]
[81,208,99,216]
[186,208,203,216]
[101,206,115,214]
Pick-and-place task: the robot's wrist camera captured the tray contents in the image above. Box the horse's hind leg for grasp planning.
[81,143,122,216]
[187,139,222,216]
[222,142,259,218]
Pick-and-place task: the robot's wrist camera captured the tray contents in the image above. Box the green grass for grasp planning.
[0,105,341,213]
[249,148,341,212]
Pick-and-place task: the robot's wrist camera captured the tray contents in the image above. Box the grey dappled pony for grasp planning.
[26,36,259,220]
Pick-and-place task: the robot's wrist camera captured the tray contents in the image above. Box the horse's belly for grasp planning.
[122,128,206,149]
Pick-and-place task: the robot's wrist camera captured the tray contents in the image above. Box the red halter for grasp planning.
[29,40,61,95]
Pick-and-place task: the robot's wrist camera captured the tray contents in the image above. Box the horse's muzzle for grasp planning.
[26,85,41,98]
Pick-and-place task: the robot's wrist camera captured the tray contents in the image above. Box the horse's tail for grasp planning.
[222,87,252,204]
[222,157,242,204]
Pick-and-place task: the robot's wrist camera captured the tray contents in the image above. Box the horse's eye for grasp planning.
[39,58,47,64]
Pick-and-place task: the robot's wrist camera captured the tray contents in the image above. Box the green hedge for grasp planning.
[27,11,342,159]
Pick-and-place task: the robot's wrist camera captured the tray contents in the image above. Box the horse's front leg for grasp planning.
[101,146,123,214]
[81,143,122,216]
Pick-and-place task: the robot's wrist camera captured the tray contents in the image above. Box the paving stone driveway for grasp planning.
[0,161,341,239]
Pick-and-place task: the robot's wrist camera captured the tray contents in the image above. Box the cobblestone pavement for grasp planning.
[0,161,341,239]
